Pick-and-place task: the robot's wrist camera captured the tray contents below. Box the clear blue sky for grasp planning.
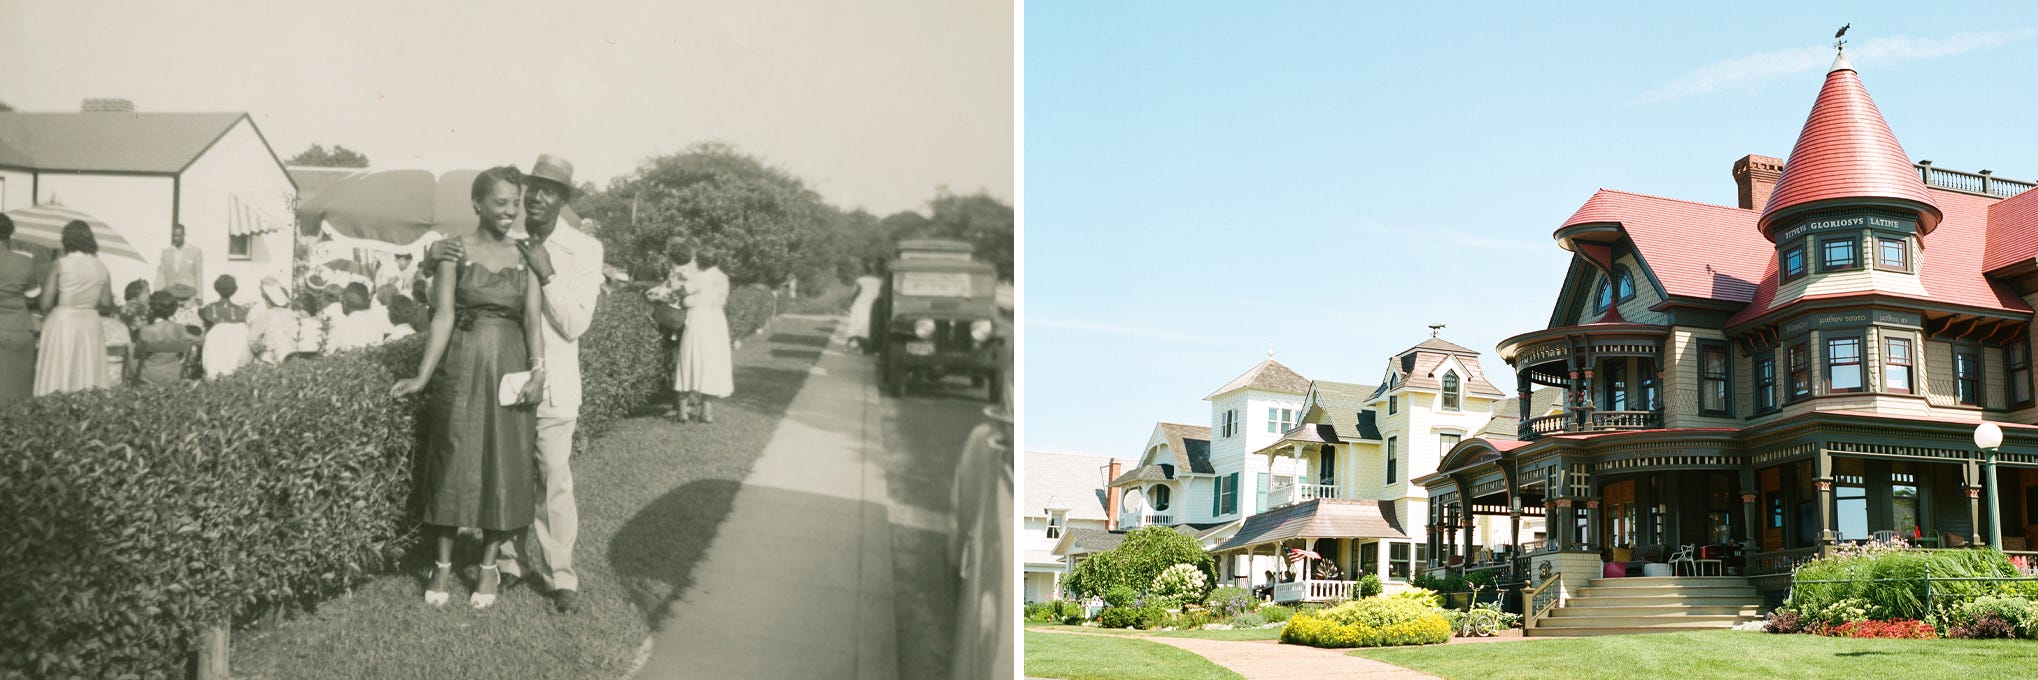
[1023,2,2038,458]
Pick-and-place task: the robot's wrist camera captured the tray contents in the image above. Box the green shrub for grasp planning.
[1207,586,1255,618]
[1104,585,1138,608]
[1097,604,1167,630]
[1260,605,1294,623]
[1787,546,2028,623]
[0,296,665,677]
[1166,609,1212,630]
[1311,597,1440,629]
[1280,610,1452,648]
[1953,596,2038,638]
[1064,526,1217,600]
[1358,574,1383,598]
[726,284,778,340]
[1230,613,1268,629]
[573,288,674,442]
[1392,587,1441,608]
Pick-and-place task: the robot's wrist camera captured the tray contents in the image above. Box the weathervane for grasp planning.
[1834,23,1850,51]
[1267,343,1274,359]
[1429,323,1446,338]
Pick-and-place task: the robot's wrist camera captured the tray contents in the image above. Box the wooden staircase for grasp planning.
[1526,576,1766,637]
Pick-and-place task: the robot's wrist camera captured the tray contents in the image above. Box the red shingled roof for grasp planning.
[1984,188,2038,273]
[1559,189,1769,303]
[1726,187,2029,327]
[1758,57,1940,240]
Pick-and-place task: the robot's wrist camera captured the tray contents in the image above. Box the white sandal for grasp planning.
[424,561,452,606]
[471,564,500,609]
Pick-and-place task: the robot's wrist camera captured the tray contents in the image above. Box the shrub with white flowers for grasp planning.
[1151,563,1211,605]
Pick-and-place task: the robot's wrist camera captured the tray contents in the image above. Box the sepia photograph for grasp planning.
[0,1,1010,678]
[1022,2,2038,679]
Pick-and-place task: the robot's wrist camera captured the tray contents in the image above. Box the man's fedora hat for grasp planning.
[529,154,575,195]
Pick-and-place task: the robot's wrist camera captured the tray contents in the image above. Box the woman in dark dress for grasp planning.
[390,166,547,609]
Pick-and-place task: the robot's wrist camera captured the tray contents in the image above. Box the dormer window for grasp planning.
[1442,371,1461,412]
[1595,279,1613,312]
[1046,510,1066,539]
[1616,269,1634,302]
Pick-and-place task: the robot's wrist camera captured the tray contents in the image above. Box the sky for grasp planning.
[1023,2,2038,458]
[0,0,1012,216]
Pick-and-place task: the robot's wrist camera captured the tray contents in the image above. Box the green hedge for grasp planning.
[1279,598,1452,648]
[727,284,777,340]
[0,287,674,677]
[1786,546,2038,624]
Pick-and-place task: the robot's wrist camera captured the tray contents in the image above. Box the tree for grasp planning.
[285,144,370,168]
[894,190,1013,280]
[0,100,12,112]
[1064,526,1217,600]
[587,142,833,287]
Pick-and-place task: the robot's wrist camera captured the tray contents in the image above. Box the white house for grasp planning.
[0,109,297,302]
[1023,451,1124,603]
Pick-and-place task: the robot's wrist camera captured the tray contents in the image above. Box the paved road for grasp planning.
[630,314,1001,680]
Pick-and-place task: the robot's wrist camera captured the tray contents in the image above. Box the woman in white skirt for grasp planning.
[844,259,882,354]
[674,246,733,423]
[199,275,251,378]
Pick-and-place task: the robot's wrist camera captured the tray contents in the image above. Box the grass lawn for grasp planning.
[1025,631,1243,680]
[1351,630,2038,679]
[228,316,834,679]
[781,278,858,316]
[1022,621,1285,641]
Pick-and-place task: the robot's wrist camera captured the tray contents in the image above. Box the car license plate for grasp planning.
[906,341,936,356]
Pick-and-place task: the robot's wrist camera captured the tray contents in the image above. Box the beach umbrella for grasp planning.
[295,168,579,246]
[4,204,145,262]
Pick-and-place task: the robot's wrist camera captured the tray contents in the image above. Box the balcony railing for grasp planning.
[1273,577,1358,604]
[1520,410,1664,440]
[1268,482,1339,508]
[1918,162,2034,198]
[1122,513,1174,529]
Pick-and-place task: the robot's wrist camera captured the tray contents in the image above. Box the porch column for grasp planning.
[1444,504,1460,561]
[1510,507,1523,556]
[1740,467,1759,554]
[1463,511,1478,563]
[1551,498,1573,551]
[1517,373,1533,439]
[1567,357,1583,430]
[1815,451,1837,544]
[1585,498,1603,552]
[1967,460,1985,546]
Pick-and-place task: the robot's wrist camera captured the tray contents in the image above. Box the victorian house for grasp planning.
[1023,451,1124,603]
[1419,50,2038,614]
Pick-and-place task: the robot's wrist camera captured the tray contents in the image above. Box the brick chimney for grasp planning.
[1733,154,1784,210]
[81,98,136,113]
[1103,460,1123,530]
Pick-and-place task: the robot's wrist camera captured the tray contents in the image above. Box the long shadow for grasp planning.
[771,348,824,361]
[768,332,832,348]
[719,365,808,416]
[608,478,744,625]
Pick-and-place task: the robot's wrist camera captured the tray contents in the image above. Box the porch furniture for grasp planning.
[1669,545,1697,576]
[1603,561,1626,578]
[1914,535,1941,548]
[1872,530,1898,543]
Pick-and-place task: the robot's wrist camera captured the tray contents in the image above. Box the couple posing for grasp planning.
[388,155,603,612]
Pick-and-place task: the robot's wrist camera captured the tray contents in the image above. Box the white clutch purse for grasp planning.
[499,370,548,406]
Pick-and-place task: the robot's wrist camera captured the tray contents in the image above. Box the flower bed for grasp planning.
[0,290,673,677]
[1767,541,2038,640]
[1279,597,1451,648]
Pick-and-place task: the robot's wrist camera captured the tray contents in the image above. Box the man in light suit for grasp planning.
[155,223,204,307]
[430,155,604,613]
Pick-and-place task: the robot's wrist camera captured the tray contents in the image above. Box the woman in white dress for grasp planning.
[246,277,300,365]
[845,260,882,354]
[33,221,114,395]
[199,275,252,378]
[674,247,734,423]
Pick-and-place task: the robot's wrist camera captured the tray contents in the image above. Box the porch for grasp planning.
[1496,323,1670,441]
[1207,498,1413,604]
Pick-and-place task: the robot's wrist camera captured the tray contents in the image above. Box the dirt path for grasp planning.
[1030,628,1440,680]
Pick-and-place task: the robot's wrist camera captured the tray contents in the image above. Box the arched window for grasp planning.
[1442,371,1461,411]
[1615,268,1635,302]
[1151,485,1171,511]
[1595,278,1613,311]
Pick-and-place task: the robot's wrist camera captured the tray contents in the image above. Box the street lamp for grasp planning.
[1974,422,2004,548]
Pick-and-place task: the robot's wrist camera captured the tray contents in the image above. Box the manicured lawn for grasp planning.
[228,317,832,679]
[1350,630,2038,679]
[1025,631,1243,680]
[1022,621,1285,641]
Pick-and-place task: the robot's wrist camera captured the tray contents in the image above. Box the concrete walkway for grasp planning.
[1030,629,1439,680]
[632,313,901,679]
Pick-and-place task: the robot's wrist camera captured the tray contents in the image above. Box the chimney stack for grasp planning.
[1733,154,1784,210]
[81,98,136,113]
[1104,459,1123,530]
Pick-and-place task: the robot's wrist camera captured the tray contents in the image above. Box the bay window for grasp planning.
[1883,337,1912,394]
[1825,336,1863,393]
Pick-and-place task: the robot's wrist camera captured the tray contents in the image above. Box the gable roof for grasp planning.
[1984,186,2038,273]
[1205,359,1310,399]
[1303,380,1381,442]
[1154,422,1215,474]
[0,112,249,174]
[1110,463,1176,486]
[1022,451,1118,522]
[1560,189,1769,304]
[1759,55,1940,239]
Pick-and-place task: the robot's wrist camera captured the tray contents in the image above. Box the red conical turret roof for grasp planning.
[1758,52,1941,241]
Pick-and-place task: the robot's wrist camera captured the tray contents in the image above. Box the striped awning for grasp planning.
[227,193,284,236]
[3,204,145,262]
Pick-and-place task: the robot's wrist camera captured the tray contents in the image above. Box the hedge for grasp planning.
[726,284,778,340]
[1785,545,2038,625]
[1279,598,1452,648]
[0,287,679,677]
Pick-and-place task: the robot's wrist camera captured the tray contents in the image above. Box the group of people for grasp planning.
[646,236,735,422]
[0,216,440,403]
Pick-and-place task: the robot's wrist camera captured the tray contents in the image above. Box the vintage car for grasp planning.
[873,242,1005,400]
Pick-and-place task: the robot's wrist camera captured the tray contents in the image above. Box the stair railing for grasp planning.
[1519,572,1562,634]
